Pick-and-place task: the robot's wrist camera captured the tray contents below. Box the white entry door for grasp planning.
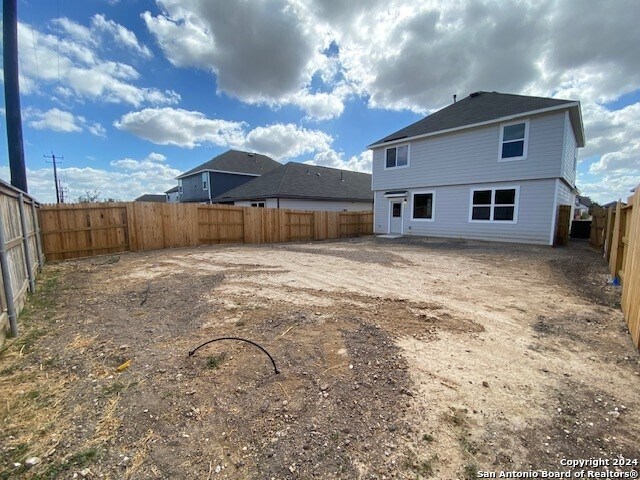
[389,200,403,234]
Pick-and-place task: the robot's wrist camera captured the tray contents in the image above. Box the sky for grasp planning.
[0,0,639,204]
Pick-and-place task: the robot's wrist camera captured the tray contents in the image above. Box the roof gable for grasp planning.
[214,162,373,203]
[369,91,585,148]
[177,149,281,178]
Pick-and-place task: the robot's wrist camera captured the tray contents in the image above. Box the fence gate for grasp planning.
[554,204,571,246]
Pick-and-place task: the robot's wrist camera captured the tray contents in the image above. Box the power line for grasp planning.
[44,152,63,203]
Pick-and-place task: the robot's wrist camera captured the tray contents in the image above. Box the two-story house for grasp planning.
[368,91,585,245]
[177,150,281,203]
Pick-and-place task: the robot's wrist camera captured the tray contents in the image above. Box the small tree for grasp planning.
[75,190,118,203]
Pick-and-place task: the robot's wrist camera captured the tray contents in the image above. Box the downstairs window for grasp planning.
[470,187,518,222]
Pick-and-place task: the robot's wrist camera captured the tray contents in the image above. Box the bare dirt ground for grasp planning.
[1,237,638,479]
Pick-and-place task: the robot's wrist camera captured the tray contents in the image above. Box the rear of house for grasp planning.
[369,92,585,245]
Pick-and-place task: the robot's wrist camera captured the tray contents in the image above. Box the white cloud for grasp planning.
[18,22,177,107]
[242,123,332,160]
[306,149,372,173]
[91,14,153,58]
[113,108,247,148]
[114,108,333,160]
[0,153,181,203]
[24,108,106,137]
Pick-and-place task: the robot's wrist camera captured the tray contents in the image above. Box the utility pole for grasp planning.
[3,0,28,192]
[44,153,63,203]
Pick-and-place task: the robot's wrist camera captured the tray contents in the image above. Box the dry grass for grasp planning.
[125,430,156,479]
[93,397,121,445]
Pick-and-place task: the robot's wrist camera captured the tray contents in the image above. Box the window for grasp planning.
[385,145,409,168]
[202,172,208,191]
[251,202,265,208]
[392,203,402,217]
[411,192,434,221]
[499,120,529,161]
[178,179,183,194]
[470,187,518,222]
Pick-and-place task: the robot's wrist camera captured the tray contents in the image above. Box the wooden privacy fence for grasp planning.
[589,205,606,248]
[38,202,373,261]
[597,190,640,350]
[0,180,43,343]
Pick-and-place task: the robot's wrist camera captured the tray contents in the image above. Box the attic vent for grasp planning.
[470,91,482,97]
[247,153,254,157]
[316,173,321,176]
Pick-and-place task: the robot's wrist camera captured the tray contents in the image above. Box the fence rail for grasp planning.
[597,190,640,350]
[38,202,373,261]
[0,180,43,345]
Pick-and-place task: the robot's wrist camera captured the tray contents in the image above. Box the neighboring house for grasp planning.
[368,91,585,245]
[574,195,591,219]
[177,150,281,203]
[213,162,373,212]
[165,186,180,203]
[134,194,166,202]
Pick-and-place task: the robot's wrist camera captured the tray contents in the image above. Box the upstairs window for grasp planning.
[178,179,183,194]
[385,145,409,168]
[202,172,208,191]
[499,120,529,161]
[470,187,519,222]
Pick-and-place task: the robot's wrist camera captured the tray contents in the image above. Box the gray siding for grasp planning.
[374,179,557,244]
[561,112,577,187]
[211,172,259,199]
[372,111,566,191]
[180,172,210,202]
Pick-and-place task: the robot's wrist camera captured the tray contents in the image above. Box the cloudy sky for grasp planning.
[1,0,638,203]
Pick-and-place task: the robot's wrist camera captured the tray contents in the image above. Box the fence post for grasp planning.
[30,201,44,272]
[125,203,137,252]
[609,201,623,279]
[0,212,18,336]
[18,193,35,293]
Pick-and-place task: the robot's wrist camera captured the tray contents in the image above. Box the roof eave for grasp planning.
[367,102,582,149]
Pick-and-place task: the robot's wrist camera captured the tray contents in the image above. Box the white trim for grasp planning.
[549,179,560,245]
[410,190,435,222]
[497,119,529,162]
[202,171,208,191]
[368,102,580,149]
[177,169,263,179]
[388,199,404,234]
[383,143,410,170]
[468,185,520,224]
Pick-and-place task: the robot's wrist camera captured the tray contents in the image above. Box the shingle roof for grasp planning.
[177,149,281,178]
[134,194,166,202]
[213,162,373,203]
[165,185,179,193]
[369,91,584,147]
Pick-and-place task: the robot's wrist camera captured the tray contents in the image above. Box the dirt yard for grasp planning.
[1,237,638,479]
